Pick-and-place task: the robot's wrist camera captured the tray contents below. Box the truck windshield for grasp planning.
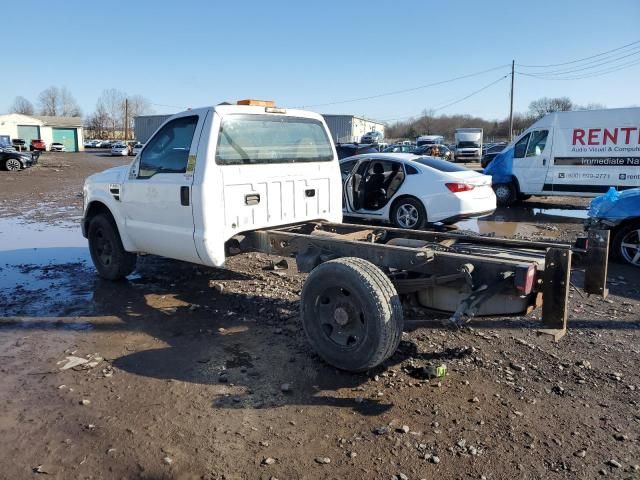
[457,141,480,148]
[216,115,334,165]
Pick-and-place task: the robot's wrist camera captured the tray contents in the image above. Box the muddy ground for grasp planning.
[0,151,638,480]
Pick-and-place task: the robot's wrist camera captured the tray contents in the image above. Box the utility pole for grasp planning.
[124,98,129,141]
[509,60,515,141]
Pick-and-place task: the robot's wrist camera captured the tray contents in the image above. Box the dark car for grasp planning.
[335,143,379,160]
[30,139,47,151]
[11,138,26,151]
[481,143,508,168]
[1,145,39,171]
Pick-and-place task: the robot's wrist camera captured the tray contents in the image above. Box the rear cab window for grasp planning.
[216,114,333,165]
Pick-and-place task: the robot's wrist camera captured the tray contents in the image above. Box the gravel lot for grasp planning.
[0,151,638,479]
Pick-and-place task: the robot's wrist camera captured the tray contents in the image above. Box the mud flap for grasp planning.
[584,229,609,298]
[539,248,572,340]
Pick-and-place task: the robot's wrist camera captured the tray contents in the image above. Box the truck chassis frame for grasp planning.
[241,222,609,371]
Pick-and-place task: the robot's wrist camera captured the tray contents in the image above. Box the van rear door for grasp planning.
[214,113,341,233]
[513,129,552,194]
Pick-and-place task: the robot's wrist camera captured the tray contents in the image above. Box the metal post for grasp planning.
[509,60,515,141]
[124,98,129,141]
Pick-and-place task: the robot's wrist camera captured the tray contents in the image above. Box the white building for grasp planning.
[321,114,385,144]
[0,113,84,152]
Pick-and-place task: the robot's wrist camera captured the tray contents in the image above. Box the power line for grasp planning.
[519,48,640,76]
[517,39,640,68]
[382,74,509,123]
[295,64,510,109]
[517,56,640,80]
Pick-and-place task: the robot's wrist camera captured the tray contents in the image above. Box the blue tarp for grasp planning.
[483,146,514,184]
[588,187,640,220]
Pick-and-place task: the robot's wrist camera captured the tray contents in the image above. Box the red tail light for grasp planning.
[445,182,475,193]
[515,264,537,295]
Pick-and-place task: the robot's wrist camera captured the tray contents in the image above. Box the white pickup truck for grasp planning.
[82,100,609,372]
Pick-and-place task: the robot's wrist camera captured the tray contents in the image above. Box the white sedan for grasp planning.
[340,153,496,228]
[111,143,129,156]
[131,143,144,156]
[50,142,66,152]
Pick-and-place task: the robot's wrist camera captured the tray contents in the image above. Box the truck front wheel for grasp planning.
[494,182,517,206]
[88,213,137,280]
[300,257,404,372]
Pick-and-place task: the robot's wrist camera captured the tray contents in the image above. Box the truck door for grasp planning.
[121,113,207,263]
[512,129,551,194]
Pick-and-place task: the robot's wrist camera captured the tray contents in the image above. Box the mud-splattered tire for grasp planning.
[300,257,404,372]
[494,182,517,206]
[88,213,137,280]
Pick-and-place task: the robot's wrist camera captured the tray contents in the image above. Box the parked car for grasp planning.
[1,145,39,171]
[50,142,66,152]
[11,138,26,151]
[30,139,47,151]
[360,131,384,144]
[131,143,144,156]
[91,140,103,148]
[335,143,379,160]
[480,142,508,168]
[111,143,129,156]
[100,141,113,148]
[586,187,640,267]
[340,153,496,228]
[383,144,417,153]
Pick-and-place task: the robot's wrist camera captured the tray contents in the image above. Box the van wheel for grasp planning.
[88,213,137,280]
[391,197,426,229]
[612,221,640,267]
[300,257,404,372]
[494,182,517,206]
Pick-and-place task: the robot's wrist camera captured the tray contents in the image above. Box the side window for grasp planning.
[405,164,419,175]
[340,159,358,177]
[526,130,548,157]
[514,133,530,159]
[138,116,198,178]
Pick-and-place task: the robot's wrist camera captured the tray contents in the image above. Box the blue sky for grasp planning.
[4,0,640,122]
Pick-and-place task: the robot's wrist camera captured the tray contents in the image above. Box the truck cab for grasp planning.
[454,128,483,163]
[82,101,342,279]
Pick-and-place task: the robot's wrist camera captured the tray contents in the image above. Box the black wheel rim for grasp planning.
[94,228,114,267]
[313,286,366,349]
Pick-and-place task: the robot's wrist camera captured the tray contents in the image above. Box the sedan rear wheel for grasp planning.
[5,158,22,171]
[391,197,426,229]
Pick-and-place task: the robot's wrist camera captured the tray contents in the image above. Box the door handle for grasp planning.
[245,193,260,205]
[180,186,190,206]
[542,158,547,166]
[305,188,316,198]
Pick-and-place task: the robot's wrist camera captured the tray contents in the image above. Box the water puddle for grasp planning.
[455,205,588,237]
[0,218,94,317]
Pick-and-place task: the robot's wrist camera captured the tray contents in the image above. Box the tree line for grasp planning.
[8,87,154,140]
[385,97,606,142]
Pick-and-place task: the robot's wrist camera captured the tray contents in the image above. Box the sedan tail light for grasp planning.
[445,182,475,193]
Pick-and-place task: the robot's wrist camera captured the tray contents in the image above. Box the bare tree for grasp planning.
[528,97,573,119]
[85,103,111,139]
[59,87,82,117]
[97,89,126,138]
[38,86,60,116]
[37,86,82,117]
[9,96,35,115]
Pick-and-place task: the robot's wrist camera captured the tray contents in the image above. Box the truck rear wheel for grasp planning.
[88,213,137,280]
[300,257,403,372]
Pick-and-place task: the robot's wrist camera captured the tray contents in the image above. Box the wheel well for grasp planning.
[83,201,116,238]
[613,217,640,234]
[389,195,427,221]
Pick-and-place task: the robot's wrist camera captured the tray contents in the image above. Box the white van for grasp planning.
[416,135,444,146]
[487,107,640,205]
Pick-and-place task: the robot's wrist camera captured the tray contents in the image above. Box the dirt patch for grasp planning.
[0,156,639,479]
